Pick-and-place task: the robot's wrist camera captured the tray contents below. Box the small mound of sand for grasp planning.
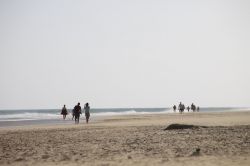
[164,124,207,130]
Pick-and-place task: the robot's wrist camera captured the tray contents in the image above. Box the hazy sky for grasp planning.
[0,0,250,109]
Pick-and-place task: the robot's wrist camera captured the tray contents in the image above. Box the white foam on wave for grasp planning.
[0,109,172,121]
[0,108,174,121]
[0,112,60,121]
[92,109,173,117]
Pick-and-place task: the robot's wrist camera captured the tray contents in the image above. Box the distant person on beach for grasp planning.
[178,102,185,113]
[61,105,68,120]
[187,106,190,112]
[173,105,177,112]
[73,103,82,124]
[178,102,182,113]
[197,107,200,112]
[191,103,196,112]
[84,103,90,124]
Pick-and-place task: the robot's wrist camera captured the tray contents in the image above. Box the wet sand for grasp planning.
[0,111,250,166]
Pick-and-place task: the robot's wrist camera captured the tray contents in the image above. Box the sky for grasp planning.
[0,0,250,109]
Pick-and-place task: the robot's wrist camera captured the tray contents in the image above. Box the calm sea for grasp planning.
[0,107,249,127]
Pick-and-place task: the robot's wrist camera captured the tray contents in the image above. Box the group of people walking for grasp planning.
[61,102,90,124]
[173,102,199,113]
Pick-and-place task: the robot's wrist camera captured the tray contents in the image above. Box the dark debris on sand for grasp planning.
[164,124,208,130]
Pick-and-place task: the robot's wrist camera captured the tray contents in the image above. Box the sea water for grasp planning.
[0,107,248,127]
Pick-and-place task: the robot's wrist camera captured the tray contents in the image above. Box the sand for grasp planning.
[0,111,250,166]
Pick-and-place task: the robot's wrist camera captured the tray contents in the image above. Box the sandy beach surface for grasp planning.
[0,111,250,166]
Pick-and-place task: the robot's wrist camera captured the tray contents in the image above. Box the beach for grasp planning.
[0,111,250,166]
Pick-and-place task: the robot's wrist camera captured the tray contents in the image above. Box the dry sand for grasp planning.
[0,111,250,166]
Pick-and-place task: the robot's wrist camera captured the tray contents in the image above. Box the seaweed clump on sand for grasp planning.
[164,124,207,130]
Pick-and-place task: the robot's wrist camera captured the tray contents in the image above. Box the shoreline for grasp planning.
[0,110,250,129]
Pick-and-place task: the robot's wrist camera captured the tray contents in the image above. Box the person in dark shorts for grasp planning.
[173,105,177,112]
[178,102,181,113]
[84,103,90,124]
[73,103,81,124]
[191,103,196,112]
[178,102,185,113]
[187,106,190,112]
[61,105,68,120]
[181,103,185,113]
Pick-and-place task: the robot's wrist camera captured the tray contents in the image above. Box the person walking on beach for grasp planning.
[187,106,190,112]
[173,105,177,112]
[178,102,185,113]
[191,103,196,112]
[84,103,90,124]
[178,102,181,113]
[73,103,82,124]
[61,105,68,120]
[197,107,200,112]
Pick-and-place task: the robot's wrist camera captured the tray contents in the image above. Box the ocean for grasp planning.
[0,107,249,127]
